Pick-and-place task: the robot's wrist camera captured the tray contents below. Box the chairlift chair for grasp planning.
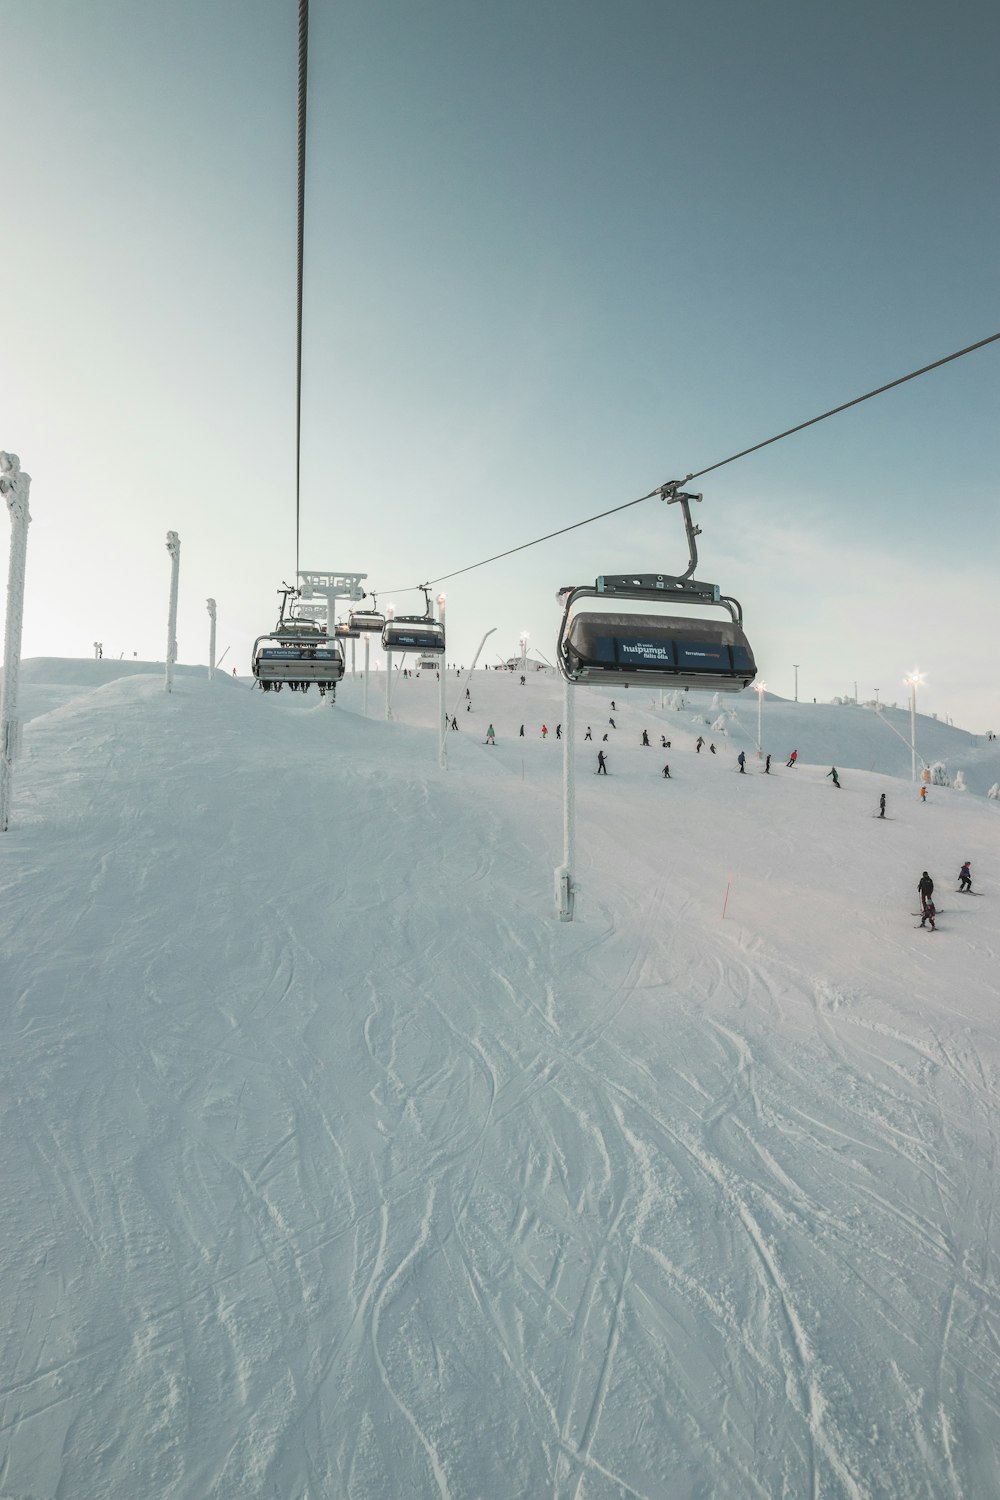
[380,586,445,655]
[252,584,346,693]
[556,488,757,693]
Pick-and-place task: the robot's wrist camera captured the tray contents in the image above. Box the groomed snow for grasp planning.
[2,659,999,1499]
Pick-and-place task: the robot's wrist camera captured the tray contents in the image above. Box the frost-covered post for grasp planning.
[437,593,447,770]
[754,680,767,756]
[0,453,32,833]
[165,531,180,693]
[206,598,217,680]
[362,634,370,716]
[904,670,924,781]
[93,641,102,660]
[555,675,576,920]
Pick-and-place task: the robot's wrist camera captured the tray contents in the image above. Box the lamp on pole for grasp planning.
[903,669,925,782]
[520,631,528,674]
[793,664,800,702]
[754,681,767,756]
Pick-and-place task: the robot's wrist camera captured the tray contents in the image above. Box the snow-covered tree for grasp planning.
[988,783,1000,800]
[929,762,950,786]
[711,715,729,734]
[954,771,967,792]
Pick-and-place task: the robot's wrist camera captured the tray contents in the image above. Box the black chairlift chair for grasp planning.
[381,586,446,655]
[252,584,346,694]
[556,487,757,692]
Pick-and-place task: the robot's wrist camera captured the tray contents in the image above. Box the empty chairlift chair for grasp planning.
[380,588,445,656]
[556,487,757,693]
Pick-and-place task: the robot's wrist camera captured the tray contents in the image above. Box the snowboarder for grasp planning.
[786,750,798,767]
[764,754,771,774]
[709,743,716,755]
[696,736,704,753]
[879,793,886,818]
[826,767,840,788]
[641,730,650,746]
[608,717,616,729]
[597,750,608,775]
[737,751,746,773]
[584,726,592,741]
[917,871,934,914]
[958,861,973,893]
[486,724,496,744]
[662,763,671,778]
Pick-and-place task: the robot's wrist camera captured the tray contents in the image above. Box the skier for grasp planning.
[602,732,609,742]
[465,687,471,700]
[764,754,771,774]
[919,899,937,930]
[661,736,671,748]
[519,724,525,737]
[879,792,886,818]
[696,736,704,753]
[920,785,928,802]
[597,750,608,775]
[826,767,840,788]
[584,726,592,741]
[610,701,616,711]
[786,750,798,767]
[556,724,562,740]
[450,716,458,730]
[958,861,973,893]
[641,730,650,747]
[485,724,496,745]
[520,675,526,686]
[608,717,617,729]
[662,763,672,778]
[541,724,548,738]
[917,871,934,915]
[709,743,717,755]
[737,751,746,773]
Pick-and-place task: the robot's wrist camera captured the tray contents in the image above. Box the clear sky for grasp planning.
[3,0,998,727]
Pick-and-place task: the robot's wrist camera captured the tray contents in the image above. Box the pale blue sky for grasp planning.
[2,0,997,725]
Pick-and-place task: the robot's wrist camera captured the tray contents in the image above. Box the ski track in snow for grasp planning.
[2,665,1000,1497]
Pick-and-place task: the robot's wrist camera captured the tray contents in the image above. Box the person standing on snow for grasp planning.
[786,749,798,767]
[584,726,592,741]
[597,750,608,775]
[958,861,973,893]
[826,767,840,788]
[764,754,772,774]
[879,793,886,818]
[486,724,496,744]
[737,751,746,773]
[662,763,672,778]
[917,871,934,914]
[696,736,704,753]
[641,730,650,746]
[919,899,937,930]
[556,724,562,739]
[541,724,548,738]
[920,784,928,802]
[519,724,525,737]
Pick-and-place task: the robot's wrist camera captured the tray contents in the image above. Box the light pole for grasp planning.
[754,681,767,756]
[874,687,879,706]
[206,598,217,680]
[520,632,528,674]
[437,593,447,769]
[385,605,394,720]
[793,664,799,702]
[904,669,925,782]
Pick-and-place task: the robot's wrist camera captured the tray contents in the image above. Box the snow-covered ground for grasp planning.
[3,658,999,1499]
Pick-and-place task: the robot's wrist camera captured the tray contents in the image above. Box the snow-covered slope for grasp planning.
[3,660,999,1499]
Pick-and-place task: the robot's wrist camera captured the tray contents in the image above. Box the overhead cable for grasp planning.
[379,329,1000,595]
[295,0,309,579]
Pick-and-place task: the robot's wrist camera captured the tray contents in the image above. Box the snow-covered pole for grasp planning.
[437,593,447,770]
[363,634,370,716]
[0,453,31,834]
[385,605,394,720]
[555,674,576,920]
[206,597,217,680]
[520,631,528,674]
[350,636,356,679]
[165,531,180,693]
[754,680,767,756]
[904,670,924,782]
[93,641,101,660]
